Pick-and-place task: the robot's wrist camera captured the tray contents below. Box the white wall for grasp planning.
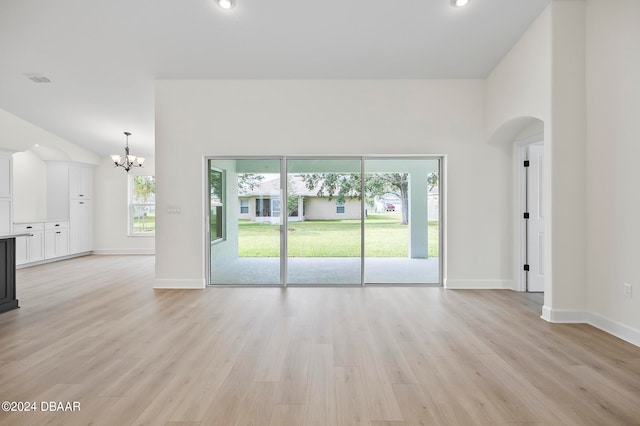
[547,0,587,315]
[486,6,551,141]
[305,198,360,221]
[485,1,591,321]
[0,109,99,164]
[12,150,47,222]
[585,0,640,333]
[93,157,156,254]
[155,79,514,289]
[485,5,552,298]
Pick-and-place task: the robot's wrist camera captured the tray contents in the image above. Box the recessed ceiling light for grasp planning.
[451,0,470,7]
[216,0,235,10]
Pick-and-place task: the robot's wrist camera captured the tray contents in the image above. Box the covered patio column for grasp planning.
[408,170,429,259]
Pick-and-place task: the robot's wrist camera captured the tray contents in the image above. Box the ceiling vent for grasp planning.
[25,73,51,83]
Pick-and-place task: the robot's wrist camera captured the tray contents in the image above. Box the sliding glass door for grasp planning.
[286,158,362,285]
[363,158,440,284]
[208,158,282,285]
[207,157,441,286]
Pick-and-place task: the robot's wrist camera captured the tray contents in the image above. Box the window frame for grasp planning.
[240,199,249,214]
[209,166,225,243]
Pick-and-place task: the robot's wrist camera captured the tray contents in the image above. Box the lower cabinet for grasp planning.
[14,223,44,266]
[44,222,70,259]
[15,221,70,266]
[70,200,92,254]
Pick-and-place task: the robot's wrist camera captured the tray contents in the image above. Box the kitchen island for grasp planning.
[0,234,27,314]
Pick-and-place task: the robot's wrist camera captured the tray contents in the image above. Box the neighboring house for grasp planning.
[370,186,439,220]
[238,176,360,223]
[238,176,439,223]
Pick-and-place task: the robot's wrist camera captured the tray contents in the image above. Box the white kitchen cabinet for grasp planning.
[69,164,93,200]
[47,162,93,256]
[0,151,12,235]
[46,162,70,220]
[69,199,92,254]
[14,223,45,265]
[44,221,70,259]
[0,199,11,236]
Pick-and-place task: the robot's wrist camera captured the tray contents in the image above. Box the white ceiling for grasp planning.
[0,0,550,157]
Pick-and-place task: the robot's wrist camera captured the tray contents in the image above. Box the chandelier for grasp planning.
[110,132,145,172]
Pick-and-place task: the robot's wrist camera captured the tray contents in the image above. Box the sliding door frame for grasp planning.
[205,155,445,287]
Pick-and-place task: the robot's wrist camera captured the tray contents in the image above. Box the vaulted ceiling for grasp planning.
[0,0,550,156]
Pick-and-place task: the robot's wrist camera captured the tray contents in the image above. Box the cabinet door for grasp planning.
[28,232,44,262]
[79,199,92,252]
[79,167,93,199]
[56,229,70,257]
[0,154,11,198]
[46,162,70,220]
[69,165,92,199]
[0,199,11,236]
[44,230,57,259]
[69,165,80,199]
[15,236,28,265]
[70,200,92,254]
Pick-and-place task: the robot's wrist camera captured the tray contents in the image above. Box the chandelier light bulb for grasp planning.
[110,132,144,173]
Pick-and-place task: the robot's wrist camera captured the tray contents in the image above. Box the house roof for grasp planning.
[240,176,317,197]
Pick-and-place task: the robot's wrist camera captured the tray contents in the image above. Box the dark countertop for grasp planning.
[0,233,31,239]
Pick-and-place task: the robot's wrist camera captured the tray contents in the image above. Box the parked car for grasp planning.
[384,203,395,212]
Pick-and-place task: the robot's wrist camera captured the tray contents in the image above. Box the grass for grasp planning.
[237,214,439,258]
[132,212,155,233]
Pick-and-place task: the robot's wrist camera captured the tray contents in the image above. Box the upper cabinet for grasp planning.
[0,151,13,235]
[47,162,94,220]
[69,164,93,200]
[0,152,12,199]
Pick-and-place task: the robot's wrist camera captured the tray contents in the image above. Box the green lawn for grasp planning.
[238,214,439,258]
[133,211,155,233]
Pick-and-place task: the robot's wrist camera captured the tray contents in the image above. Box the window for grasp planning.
[240,199,249,214]
[129,175,155,235]
[336,201,345,214]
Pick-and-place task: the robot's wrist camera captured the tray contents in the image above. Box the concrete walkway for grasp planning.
[210,256,440,285]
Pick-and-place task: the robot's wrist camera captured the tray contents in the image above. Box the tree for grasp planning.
[237,173,264,193]
[133,176,155,203]
[298,172,439,226]
[369,173,410,225]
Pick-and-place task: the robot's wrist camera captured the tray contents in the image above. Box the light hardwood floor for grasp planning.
[1,255,639,425]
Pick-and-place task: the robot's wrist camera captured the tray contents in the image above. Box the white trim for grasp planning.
[93,249,155,255]
[540,307,640,348]
[540,307,586,323]
[154,278,205,289]
[588,312,640,348]
[445,279,514,290]
[15,252,92,269]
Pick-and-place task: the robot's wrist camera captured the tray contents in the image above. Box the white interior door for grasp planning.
[527,144,544,292]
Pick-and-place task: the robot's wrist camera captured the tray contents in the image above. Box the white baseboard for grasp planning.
[540,306,587,323]
[16,252,92,269]
[153,278,205,289]
[93,249,155,255]
[587,312,640,348]
[445,279,514,290]
[541,306,640,347]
